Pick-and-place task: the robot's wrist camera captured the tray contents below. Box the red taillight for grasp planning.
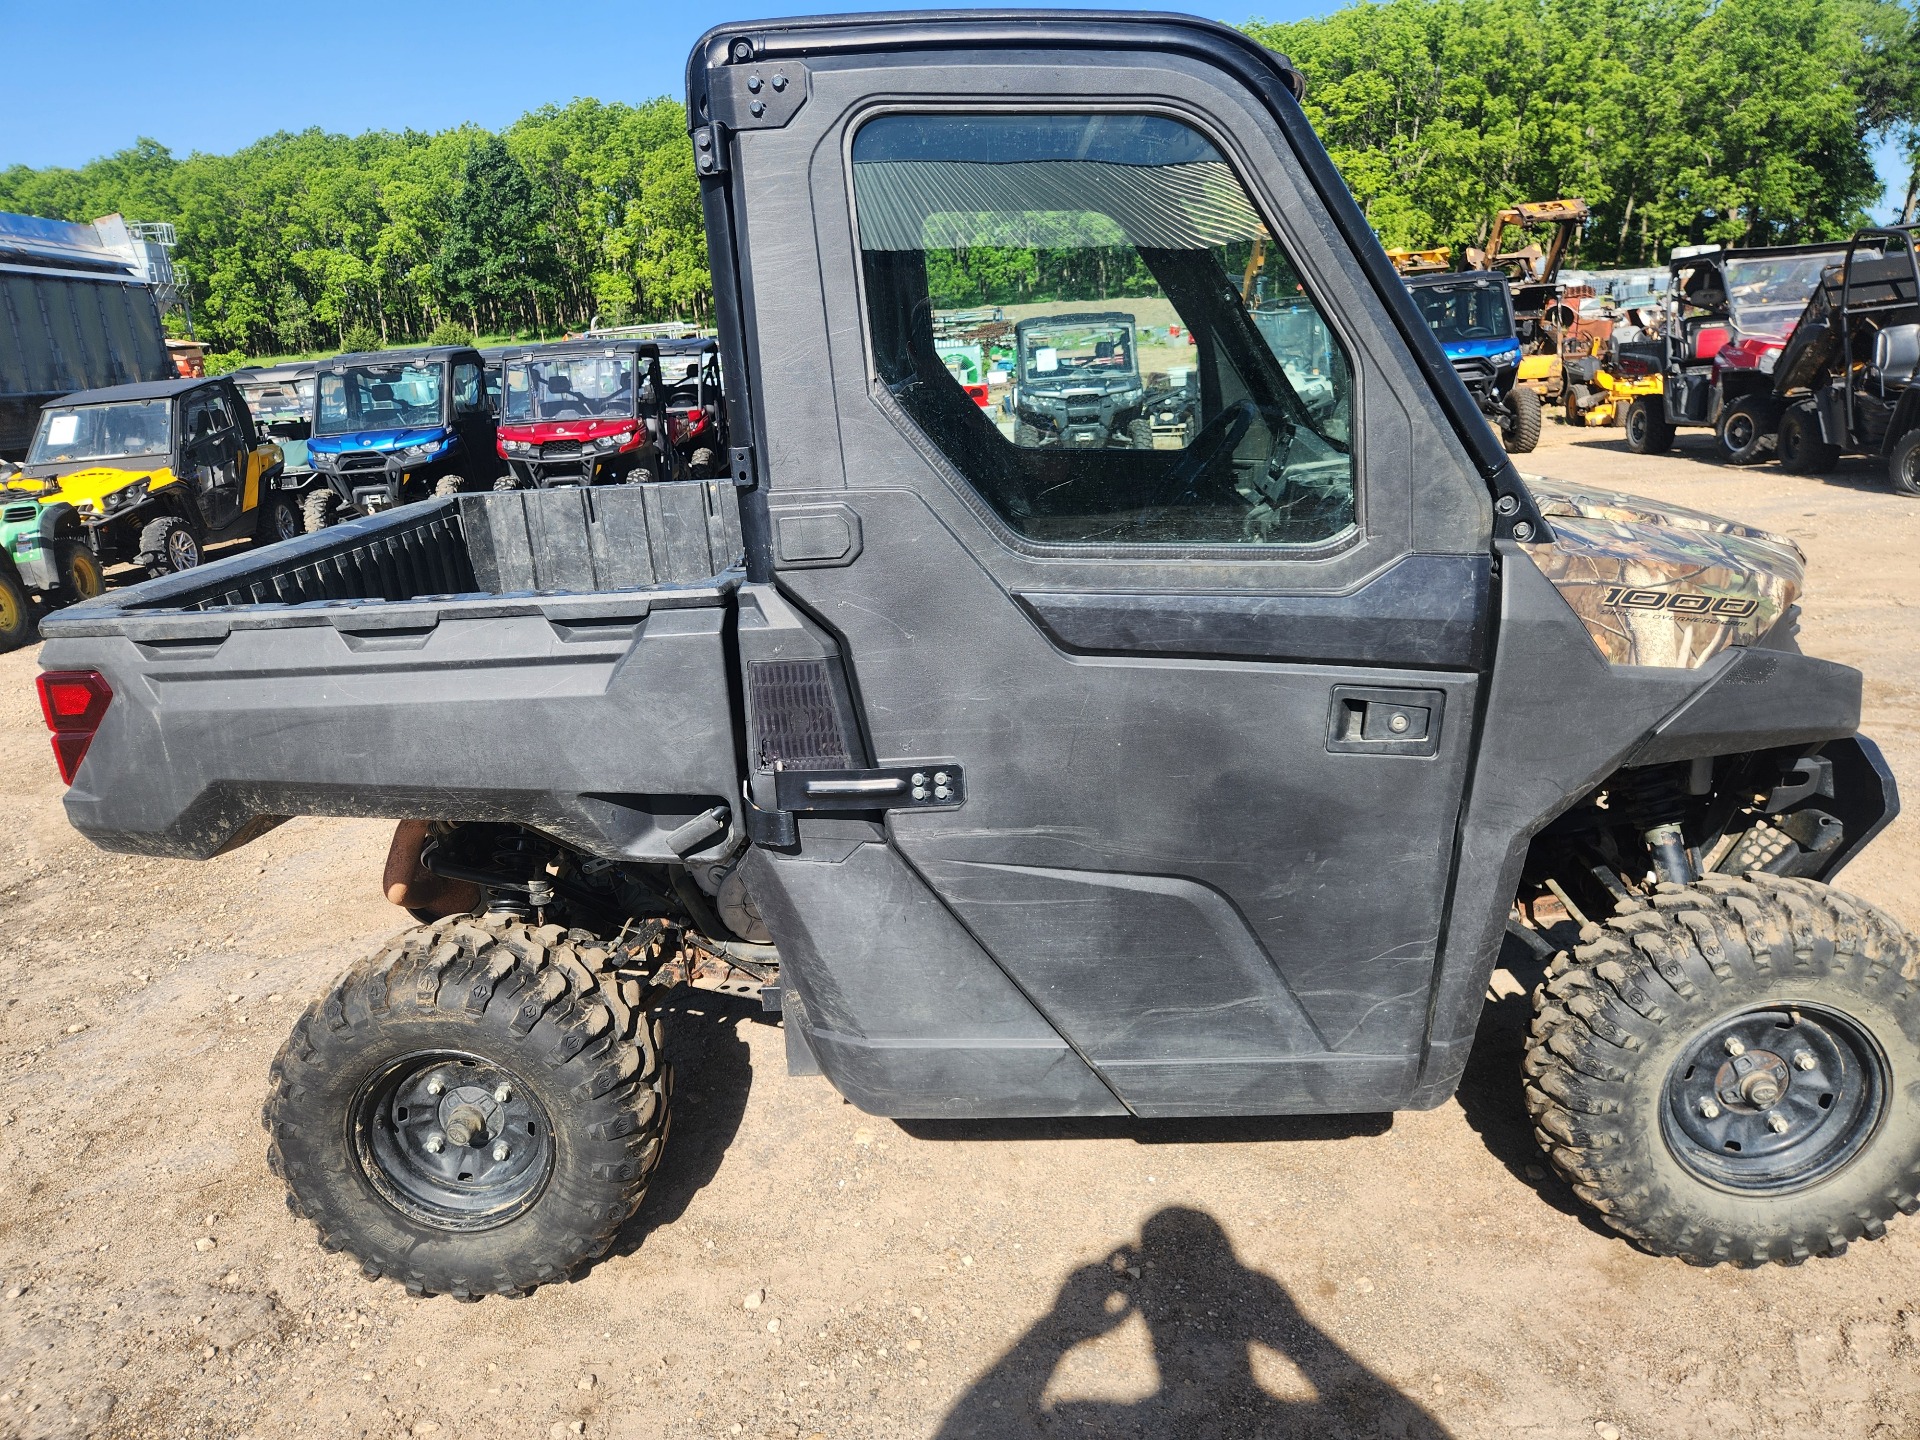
[36,669,112,785]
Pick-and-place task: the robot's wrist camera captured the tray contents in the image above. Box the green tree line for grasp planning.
[0,97,707,358]
[2,0,1915,360]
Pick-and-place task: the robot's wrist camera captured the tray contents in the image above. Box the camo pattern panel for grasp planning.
[1518,476,1804,668]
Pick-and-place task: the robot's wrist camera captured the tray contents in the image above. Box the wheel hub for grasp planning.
[1662,1005,1886,1194]
[353,1052,554,1230]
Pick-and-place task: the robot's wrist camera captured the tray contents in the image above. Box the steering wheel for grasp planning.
[1154,398,1258,509]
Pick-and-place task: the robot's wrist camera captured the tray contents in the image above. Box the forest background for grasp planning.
[0,0,1914,363]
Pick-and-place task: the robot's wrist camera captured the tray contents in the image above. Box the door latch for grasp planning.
[1327,687,1445,756]
[775,763,965,812]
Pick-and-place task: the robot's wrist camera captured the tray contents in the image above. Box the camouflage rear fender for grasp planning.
[1518,476,1804,668]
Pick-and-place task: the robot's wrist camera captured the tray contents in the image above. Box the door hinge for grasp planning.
[709,60,810,133]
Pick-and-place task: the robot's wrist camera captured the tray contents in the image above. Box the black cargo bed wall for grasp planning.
[92,481,747,617]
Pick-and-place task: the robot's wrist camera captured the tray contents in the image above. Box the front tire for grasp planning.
[302,487,335,534]
[1524,875,1920,1265]
[137,514,201,577]
[1126,418,1155,450]
[1715,398,1771,465]
[1503,385,1542,454]
[1624,397,1675,455]
[264,915,670,1298]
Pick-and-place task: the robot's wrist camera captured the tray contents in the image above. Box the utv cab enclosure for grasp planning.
[655,336,730,475]
[33,11,1916,1298]
[229,361,323,545]
[495,339,684,488]
[1624,241,1849,463]
[303,345,498,530]
[1008,311,1152,448]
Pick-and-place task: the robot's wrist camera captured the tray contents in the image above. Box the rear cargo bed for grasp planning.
[37,483,748,861]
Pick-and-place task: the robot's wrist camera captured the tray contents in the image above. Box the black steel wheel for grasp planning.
[1777,403,1840,474]
[1623,397,1674,455]
[353,1051,557,1230]
[265,913,670,1298]
[1659,1004,1886,1194]
[1714,399,1771,466]
[1524,874,1920,1265]
[1888,428,1920,497]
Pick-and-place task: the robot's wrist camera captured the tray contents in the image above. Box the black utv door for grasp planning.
[708,18,1497,1117]
[180,388,246,531]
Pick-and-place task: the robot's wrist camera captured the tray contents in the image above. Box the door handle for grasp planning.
[1326,686,1445,756]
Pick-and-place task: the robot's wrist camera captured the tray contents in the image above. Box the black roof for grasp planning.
[1404,269,1511,291]
[1013,311,1137,332]
[1667,241,1855,275]
[507,337,663,360]
[230,361,317,384]
[49,375,227,407]
[317,345,479,370]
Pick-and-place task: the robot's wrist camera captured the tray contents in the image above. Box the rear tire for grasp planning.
[137,514,201,577]
[1523,875,1920,1266]
[264,914,670,1299]
[1504,385,1542,454]
[1888,429,1920,497]
[256,491,305,548]
[302,487,334,534]
[1778,404,1839,475]
[1715,398,1771,465]
[55,541,103,603]
[1623,398,1674,455]
[0,562,32,652]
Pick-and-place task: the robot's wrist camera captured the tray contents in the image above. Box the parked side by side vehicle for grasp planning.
[33,11,1920,1298]
[1008,312,1153,448]
[1762,226,1920,493]
[656,337,730,476]
[1622,242,1850,463]
[1405,270,1540,453]
[302,346,497,531]
[229,362,323,545]
[9,375,281,589]
[495,340,685,488]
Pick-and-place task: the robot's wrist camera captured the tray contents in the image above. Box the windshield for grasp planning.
[1019,321,1137,381]
[315,362,445,436]
[237,377,314,425]
[28,399,171,466]
[502,353,637,423]
[1409,281,1512,344]
[1724,253,1843,337]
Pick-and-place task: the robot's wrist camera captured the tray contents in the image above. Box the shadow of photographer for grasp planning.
[937,1205,1452,1440]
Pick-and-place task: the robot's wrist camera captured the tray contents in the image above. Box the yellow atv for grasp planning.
[13,376,285,585]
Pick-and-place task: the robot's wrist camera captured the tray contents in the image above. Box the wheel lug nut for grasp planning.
[425,1134,445,1154]
[1724,1037,1745,1057]
[1700,1100,1721,1119]
[1793,1051,1816,1071]
[425,1076,446,1096]
[494,1084,512,1104]
[1767,1112,1790,1135]
[492,1142,510,1162]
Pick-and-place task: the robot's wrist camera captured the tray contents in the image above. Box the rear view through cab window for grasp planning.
[852,112,1355,548]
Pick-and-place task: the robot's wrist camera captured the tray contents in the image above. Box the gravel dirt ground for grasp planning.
[3,416,1919,1440]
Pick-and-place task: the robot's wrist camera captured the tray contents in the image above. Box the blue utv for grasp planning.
[1404,270,1541,454]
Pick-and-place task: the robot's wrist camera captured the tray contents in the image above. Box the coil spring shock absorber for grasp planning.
[1610,765,1697,886]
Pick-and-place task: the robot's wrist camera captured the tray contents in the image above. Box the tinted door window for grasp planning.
[853,112,1354,548]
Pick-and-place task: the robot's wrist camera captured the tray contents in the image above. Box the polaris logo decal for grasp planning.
[1601,587,1758,620]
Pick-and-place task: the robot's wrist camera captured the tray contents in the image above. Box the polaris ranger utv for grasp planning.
[1622,242,1849,463]
[303,346,498,531]
[1008,312,1153,448]
[1405,270,1541,454]
[33,12,1916,1298]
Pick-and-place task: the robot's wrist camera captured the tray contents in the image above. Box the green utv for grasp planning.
[30,13,1920,1297]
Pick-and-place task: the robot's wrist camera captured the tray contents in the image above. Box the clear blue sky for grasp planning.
[2,0,1908,218]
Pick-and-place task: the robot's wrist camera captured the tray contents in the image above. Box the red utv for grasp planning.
[494,340,684,488]
[655,337,729,477]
